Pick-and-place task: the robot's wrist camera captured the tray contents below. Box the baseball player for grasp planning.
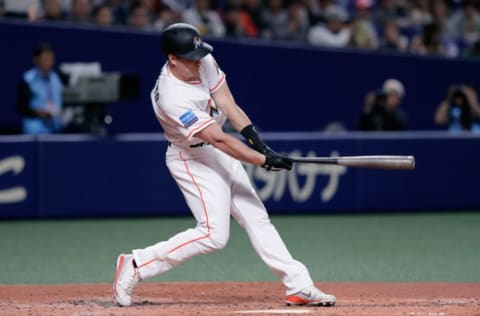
[113,23,335,308]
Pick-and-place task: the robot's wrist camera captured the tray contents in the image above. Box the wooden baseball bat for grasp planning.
[290,155,415,170]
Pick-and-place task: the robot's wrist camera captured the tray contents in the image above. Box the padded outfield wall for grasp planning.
[1,21,480,134]
[0,132,479,218]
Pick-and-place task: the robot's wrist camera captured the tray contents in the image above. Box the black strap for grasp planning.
[189,142,205,148]
[167,142,206,148]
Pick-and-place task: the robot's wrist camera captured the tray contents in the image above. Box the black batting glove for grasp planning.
[263,151,293,171]
[240,124,291,171]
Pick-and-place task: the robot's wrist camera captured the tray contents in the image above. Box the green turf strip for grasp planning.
[0,213,479,284]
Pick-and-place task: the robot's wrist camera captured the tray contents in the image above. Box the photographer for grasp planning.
[434,84,480,132]
[357,78,407,131]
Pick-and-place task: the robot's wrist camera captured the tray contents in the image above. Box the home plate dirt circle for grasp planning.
[0,282,479,315]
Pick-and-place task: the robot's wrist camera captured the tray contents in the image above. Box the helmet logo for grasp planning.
[193,36,202,49]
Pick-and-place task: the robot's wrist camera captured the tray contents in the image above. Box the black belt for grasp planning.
[168,142,207,148]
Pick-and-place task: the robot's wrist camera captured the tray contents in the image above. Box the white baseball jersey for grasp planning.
[151,54,226,147]
[132,54,315,296]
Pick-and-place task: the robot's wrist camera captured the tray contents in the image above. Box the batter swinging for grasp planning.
[113,23,335,308]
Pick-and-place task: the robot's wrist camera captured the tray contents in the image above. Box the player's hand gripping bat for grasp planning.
[289,155,415,170]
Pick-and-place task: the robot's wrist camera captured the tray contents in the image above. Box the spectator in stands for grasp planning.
[182,0,225,37]
[2,0,39,19]
[242,0,266,37]
[16,43,63,134]
[446,0,480,48]
[153,4,178,31]
[407,0,433,33]
[303,0,332,26]
[286,1,309,41]
[357,78,407,131]
[307,4,351,47]
[41,0,65,21]
[350,0,379,50]
[68,0,92,24]
[260,0,289,40]
[431,0,452,28]
[128,2,153,30]
[223,0,259,37]
[93,3,114,26]
[434,84,480,133]
[372,0,399,28]
[410,21,459,58]
[107,0,129,25]
[379,18,408,52]
[464,38,480,58]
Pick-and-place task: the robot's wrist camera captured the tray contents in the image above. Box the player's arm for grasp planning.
[196,123,263,165]
[212,82,273,155]
[195,122,291,171]
[211,82,251,130]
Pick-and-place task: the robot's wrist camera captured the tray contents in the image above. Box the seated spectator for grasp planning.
[410,22,459,58]
[223,0,259,38]
[41,0,65,21]
[128,2,153,30]
[286,1,309,41]
[431,0,452,30]
[379,18,408,52]
[16,43,63,134]
[93,3,114,26]
[2,0,39,19]
[307,4,351,47]
[242,0,267,37]
[357,78,407,131]
[68,0,92,24]
[182,0,225,37]
[464,39,480,58]
[446,0,480,48]
[260,0,289,40]
[373,0,399,28]
[106,0,129,25]
[434,84,480,132]
[153,4,178,31]
[407,0,432,33]
[350,0,379,50]
[304,0,332,26]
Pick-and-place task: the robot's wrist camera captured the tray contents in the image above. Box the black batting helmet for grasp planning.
[160,23,213,60]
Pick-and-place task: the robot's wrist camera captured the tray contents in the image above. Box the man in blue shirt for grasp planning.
[17,43,63,134]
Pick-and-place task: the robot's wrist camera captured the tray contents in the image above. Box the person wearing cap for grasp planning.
[357,78,408,131]
[307,4,351,47]
[113,23,336,308]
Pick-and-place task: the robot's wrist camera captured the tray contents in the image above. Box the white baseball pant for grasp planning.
[132,144,314,295]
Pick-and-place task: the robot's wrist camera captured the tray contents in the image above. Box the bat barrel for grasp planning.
[336,155,415,170]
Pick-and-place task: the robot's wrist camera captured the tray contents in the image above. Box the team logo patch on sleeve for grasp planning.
[179,110,199,128]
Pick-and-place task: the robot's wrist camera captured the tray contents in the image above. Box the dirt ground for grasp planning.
[0,282,479,316]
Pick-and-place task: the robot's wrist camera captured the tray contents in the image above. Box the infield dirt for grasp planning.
[0,282,479,315]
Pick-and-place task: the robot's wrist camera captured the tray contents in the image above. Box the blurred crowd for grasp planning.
[1,0,480,59]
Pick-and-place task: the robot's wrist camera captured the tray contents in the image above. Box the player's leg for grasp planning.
[229,160,335,306]
[133,156,232,278]
[114,151,232,305]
